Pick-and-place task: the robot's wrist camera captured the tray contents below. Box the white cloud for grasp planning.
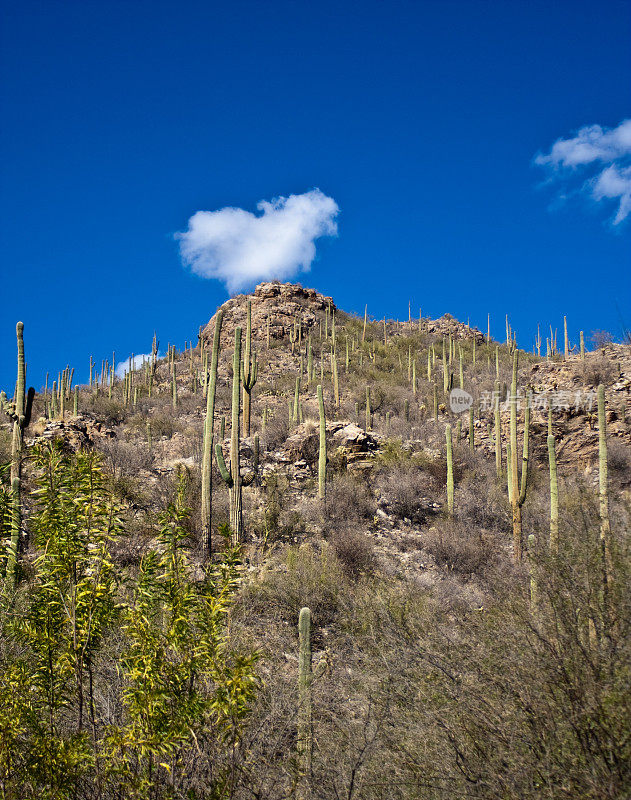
[535,120,631,225]
[115,353,153,379]
[176,189,339,294]
[592,164,631,225]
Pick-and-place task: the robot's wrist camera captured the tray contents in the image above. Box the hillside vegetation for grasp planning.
[1,282,630,799]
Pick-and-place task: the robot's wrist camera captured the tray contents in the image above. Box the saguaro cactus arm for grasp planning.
[215,443,234,488]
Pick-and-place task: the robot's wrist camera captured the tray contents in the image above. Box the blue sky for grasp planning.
[1,0,629,389]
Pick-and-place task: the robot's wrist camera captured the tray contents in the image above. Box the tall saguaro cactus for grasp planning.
[2,322,34,588]
[494,379,502,478]
[215,328,251,544]
[242,300,258,437]
[564,315,569,360]
[508,351,530,561]
[297,607,313,798]
[317,385,326,501]
[598,384,611,586]
[548,434,559,552]
[445,424,454,516]
[201,310,223,559]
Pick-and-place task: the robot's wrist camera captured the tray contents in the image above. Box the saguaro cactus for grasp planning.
[242,300,258,437]
[548,434,558,552]
[297,607,313,798]
[3,322,34,588]
[564,315,569,360]
[508,351,530,561]
[332,349,340,408]
[494,379,502,478]
[215,328,252,544]
[201,309,223,558]
[597,384,611,585]
[317,384,326,501]
[307,335,313,386]
[445,424,454,515]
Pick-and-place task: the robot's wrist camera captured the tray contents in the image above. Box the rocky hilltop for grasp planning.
[202,282,335,347]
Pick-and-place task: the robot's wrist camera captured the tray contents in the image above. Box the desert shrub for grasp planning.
[414,497,631,800]
[248,473,304,544]
[608,438,631,482]
[260,412,290,451]
[376,465,437,523]
[330,527,376,579]
[417,449,467,483]
[243,541,347,626]
[423,520,498,578]
[582,356,616,387]
[375,438,412,467]
[148,409,181,438]
[455,474,510,531]
[96,437,153,477]
[86,395,128,425]
[590,329,613,348]
[325,473,375,524]
[0,429,12,464]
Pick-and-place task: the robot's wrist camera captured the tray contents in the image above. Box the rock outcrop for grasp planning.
[201,282,335,348]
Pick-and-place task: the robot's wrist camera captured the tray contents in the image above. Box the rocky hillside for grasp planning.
[10,280,629,578]
[2,281,630,800]
[26,281,631,475]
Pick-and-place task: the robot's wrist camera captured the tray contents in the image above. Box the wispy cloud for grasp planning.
[115,353,153,379]
[534,120,631,225]
[176,189,339,294]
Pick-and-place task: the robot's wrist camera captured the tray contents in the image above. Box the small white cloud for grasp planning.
[535,119,631,224]
[592,164,631,225]
[176,189,339,294]
[115,353,153,379]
